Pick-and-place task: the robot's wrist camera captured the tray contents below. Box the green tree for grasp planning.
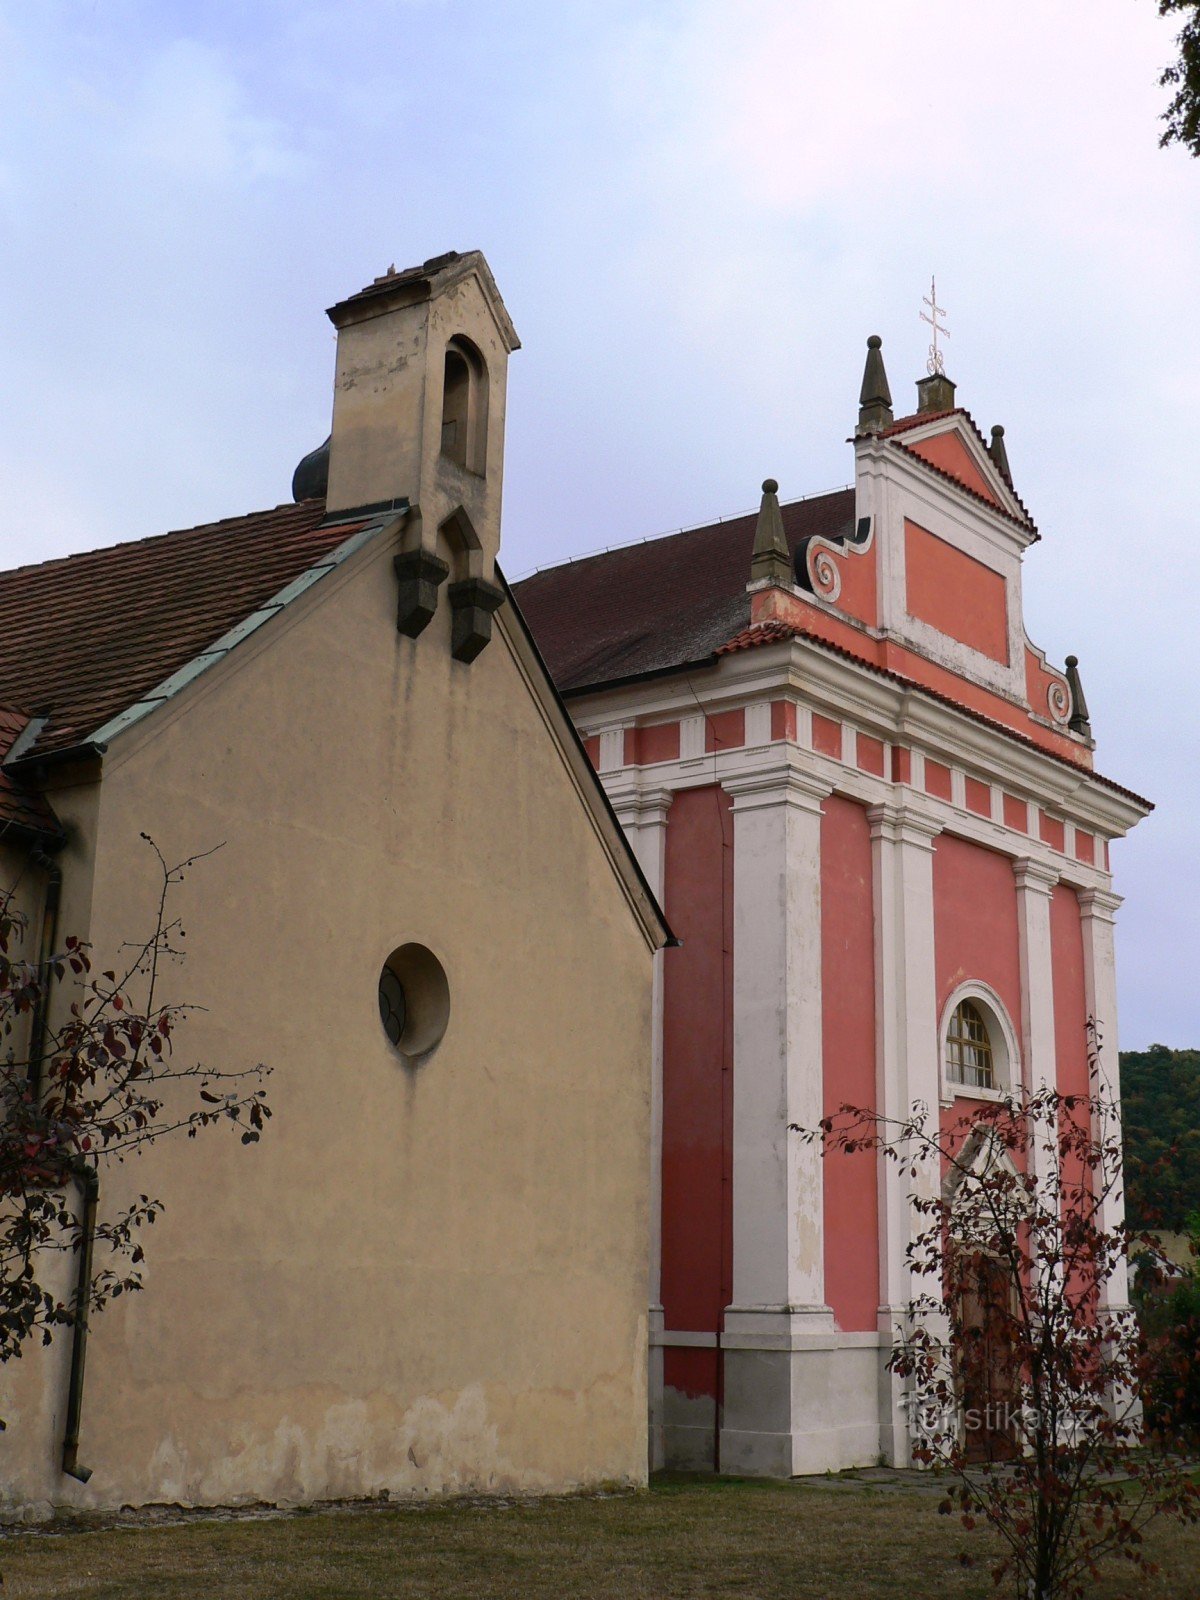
[800,1033,1200,1599]
[1156,1,1200,155]
[1120,1044,1200,1231]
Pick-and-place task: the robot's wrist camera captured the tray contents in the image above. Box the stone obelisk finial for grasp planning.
[857,336,893,434]
[988,424,1013,486]
[1064,655,1092,740]
[749,478,792,588]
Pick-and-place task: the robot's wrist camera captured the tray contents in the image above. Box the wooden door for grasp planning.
[958,1252,1020,1463]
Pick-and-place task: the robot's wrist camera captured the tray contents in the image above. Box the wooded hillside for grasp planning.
[1121,1045,1200,1232]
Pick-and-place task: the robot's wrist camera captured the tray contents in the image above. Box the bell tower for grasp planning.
[323,250,521,660]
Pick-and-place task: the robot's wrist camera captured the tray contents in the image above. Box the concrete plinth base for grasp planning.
[717,1312,891,1476]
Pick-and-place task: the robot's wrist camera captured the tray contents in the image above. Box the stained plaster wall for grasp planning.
[1,523,655,1510]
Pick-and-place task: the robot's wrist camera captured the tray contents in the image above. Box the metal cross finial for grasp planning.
[920,276,949,376]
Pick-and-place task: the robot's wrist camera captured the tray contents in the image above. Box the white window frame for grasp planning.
[939,981,1022,1107]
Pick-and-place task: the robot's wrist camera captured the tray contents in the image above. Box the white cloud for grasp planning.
[123,38,302,185]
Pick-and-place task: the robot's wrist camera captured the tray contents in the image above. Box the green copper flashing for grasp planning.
[86,519,390,752]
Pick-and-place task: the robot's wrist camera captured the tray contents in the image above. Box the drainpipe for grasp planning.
[60,1157,98,1483]
[26,844,63,1100]
[24,843,98,1483]
[10,834,95,1480]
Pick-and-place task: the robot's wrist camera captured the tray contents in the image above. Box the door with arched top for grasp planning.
[958,1252,1021,1463]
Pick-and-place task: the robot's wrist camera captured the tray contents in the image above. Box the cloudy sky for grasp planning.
[1,1,1196,1049]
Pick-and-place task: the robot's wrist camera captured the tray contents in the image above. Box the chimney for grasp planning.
[857,336,893,433]
[916,372,957,414]
[319,251,520,657]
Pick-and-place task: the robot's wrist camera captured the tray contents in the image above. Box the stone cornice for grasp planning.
[1013,858,1060,896]
[866,801,943,850]
[724,765,832,812]
[1077,886,1124,921]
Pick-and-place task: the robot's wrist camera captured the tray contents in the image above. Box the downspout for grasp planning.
[60,1158,98,1483]
[26,843,63,1100]
[20,840,97,1483]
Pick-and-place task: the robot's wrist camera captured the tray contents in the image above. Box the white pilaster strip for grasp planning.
[609,783,674,1469]
[1077,886,1129,1308]
[1013,859,1059,1098]
[1013,859,1060,1233]
[725,766,833,1321]
[867,801,942,1465]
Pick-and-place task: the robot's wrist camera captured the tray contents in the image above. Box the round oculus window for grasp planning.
[377,944,450,1064]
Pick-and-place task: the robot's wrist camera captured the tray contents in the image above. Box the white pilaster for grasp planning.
[1014,858,1061,1293]
[1077,887,1129,1308]
[719,764,833,1476]
[609,783,674,1469]
[1013,859,1059,1100]
[867,802,943,1465]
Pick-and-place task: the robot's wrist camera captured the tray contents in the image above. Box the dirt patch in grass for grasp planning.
[2,1476,1197,1599]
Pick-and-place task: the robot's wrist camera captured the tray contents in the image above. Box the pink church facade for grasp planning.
[515,348,1150,1477]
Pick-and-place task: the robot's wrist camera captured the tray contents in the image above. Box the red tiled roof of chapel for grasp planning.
[0,500,360,758]
[0,706,61,835]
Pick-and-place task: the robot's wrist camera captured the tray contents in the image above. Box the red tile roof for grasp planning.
[0,500,361,759]
[881,409,959,436]
[512,490,856,692]
[0,706,61,836]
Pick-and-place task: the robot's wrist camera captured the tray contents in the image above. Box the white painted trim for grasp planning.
[879,412,1032,529]
[597,739,1114,901]
[744,699,772,749]
[598,725,627,773]
[679,713,705,760]
[567,635,1143,840]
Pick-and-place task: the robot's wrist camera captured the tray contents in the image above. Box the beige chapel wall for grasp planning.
[7,524,655,1510]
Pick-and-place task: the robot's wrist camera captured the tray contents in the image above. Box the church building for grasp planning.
[514,339,1151,1476]
[0,252,670,1511]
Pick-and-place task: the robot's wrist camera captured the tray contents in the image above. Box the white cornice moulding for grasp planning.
[570,636,1146,840]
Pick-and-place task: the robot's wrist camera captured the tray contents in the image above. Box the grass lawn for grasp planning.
[3,1475,1198,1599]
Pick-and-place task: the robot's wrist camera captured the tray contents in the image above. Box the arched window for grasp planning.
[440,337,488,474]
[940,985,1020,1102]
[946,1000,995,1090]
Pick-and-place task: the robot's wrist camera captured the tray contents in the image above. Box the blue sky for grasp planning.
[1,1,1197,1048]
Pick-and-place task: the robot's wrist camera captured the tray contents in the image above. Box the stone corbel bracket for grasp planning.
[393,507,449,639]
[393,502,504,659]
[448,577,504,662]
[794,515,873,605]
